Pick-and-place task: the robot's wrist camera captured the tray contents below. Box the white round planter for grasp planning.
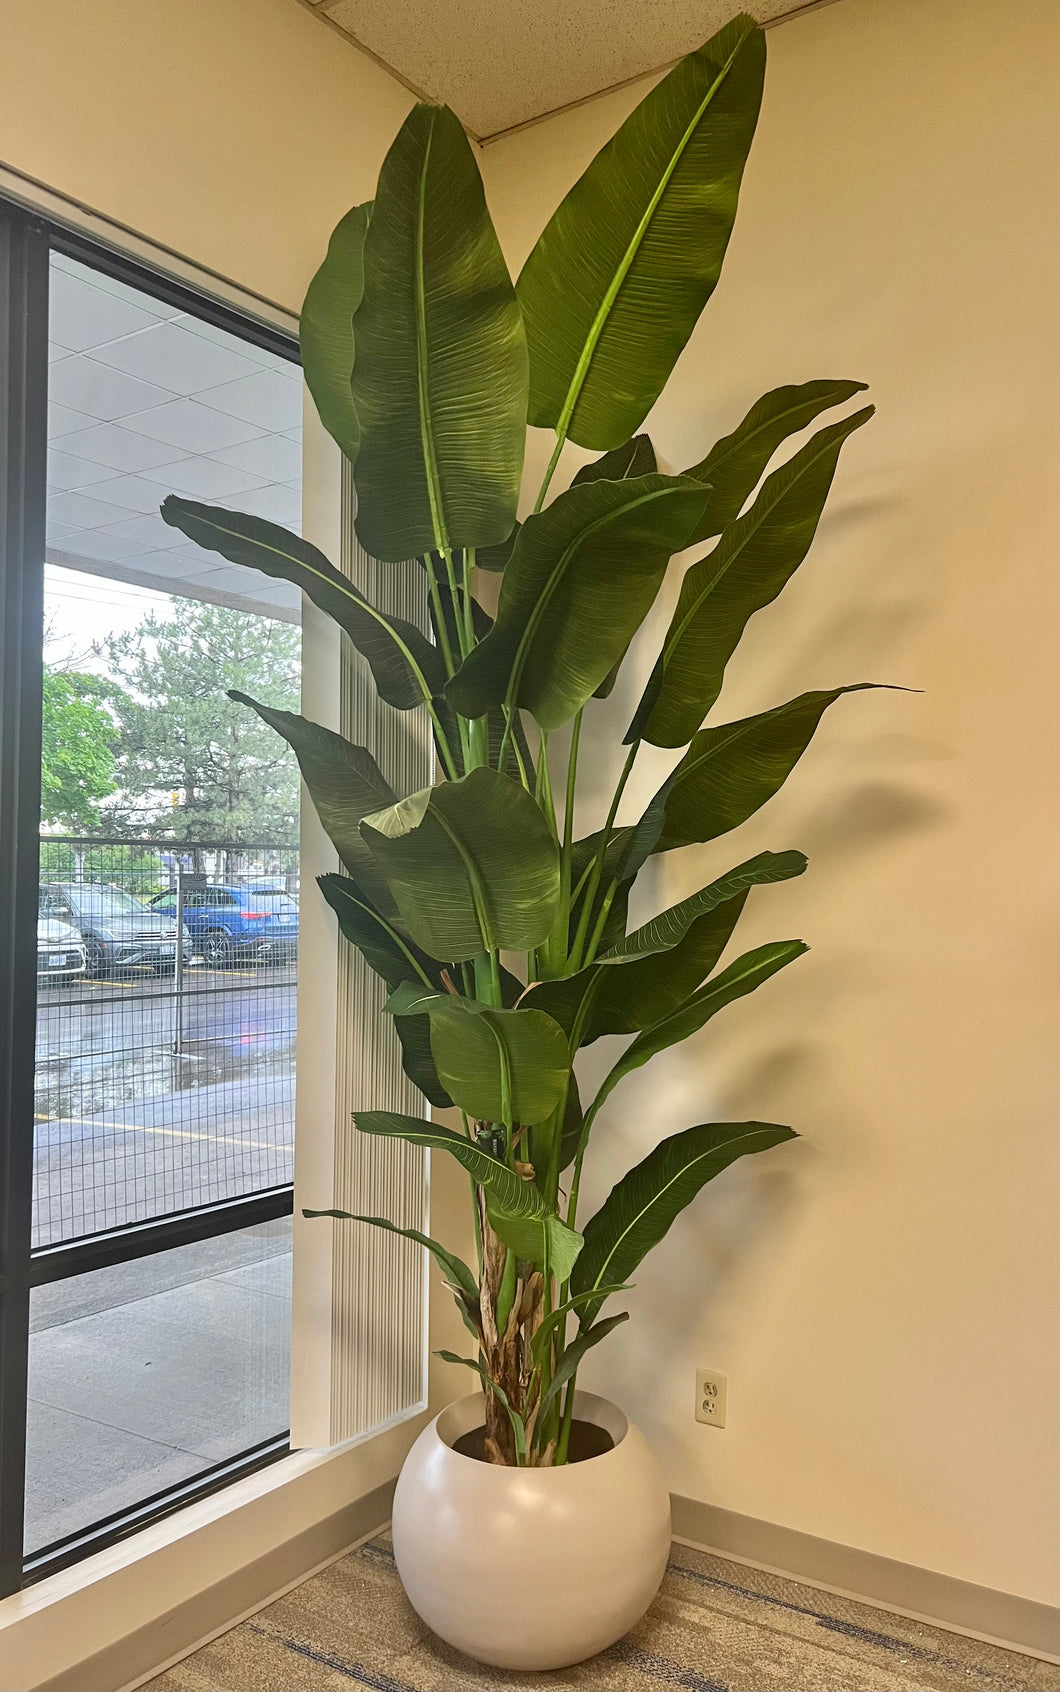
[391,1389,671,1670]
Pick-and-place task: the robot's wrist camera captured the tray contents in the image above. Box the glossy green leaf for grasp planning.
[160,500,443,707]
[447,474,709,730]
[570,434,657,487]
[529,852,804,1047]
[603,850,807,962]
[571,1120,796,1322]
[584,941,807,1137]
[351,104,527,561]
[631,408,875,746]
[299,201,370,464]
[536,1312,630,1418]
[353,1111,582,1274]
[232,695,396,907]
[654,685,887,853]
[517,15,764,450]
[360,766,560,961]
[529,1283,633,1372]
[682,379,869,543]
[317,873,452,1107]
[304,1211,478,1334]
[385,984,570,1126]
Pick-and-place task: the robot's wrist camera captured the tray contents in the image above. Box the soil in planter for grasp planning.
[452,1419,615,1464]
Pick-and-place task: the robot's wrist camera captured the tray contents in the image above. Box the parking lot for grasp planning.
[34,959,296,1246]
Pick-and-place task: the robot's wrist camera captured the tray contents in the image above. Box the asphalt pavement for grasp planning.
[33,962,296,1246]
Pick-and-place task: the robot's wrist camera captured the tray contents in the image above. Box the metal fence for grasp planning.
[33,838,298,1247]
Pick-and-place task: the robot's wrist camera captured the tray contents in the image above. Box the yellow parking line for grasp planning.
[32,1113,284,1153]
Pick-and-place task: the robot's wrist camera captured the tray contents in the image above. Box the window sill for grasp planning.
[0,1405,428,1692]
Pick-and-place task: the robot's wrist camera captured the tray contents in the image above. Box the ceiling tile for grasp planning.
[48,402,95,439]
[51,529,150,563]
[212,434,302,482]
[317,0,810,136]
[156,457,267,498]
[89,321,262,397]
[101,514,189,551]
[78,474,175,515]
[51,254,181,320]
[48,355,174,422]
[199,371,303,433]
[193,564,300,602]
[48,490,148,530]
[220,483,302,527]
[55,422,186,474]
[123,398,267,453]
[49,269,161,354]
[47,450,124,492]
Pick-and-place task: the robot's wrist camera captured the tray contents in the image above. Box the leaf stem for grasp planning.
[534,429,567,513]
[570,740,639,970]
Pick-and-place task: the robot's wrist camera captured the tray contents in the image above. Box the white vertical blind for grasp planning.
[290,419,428,1449]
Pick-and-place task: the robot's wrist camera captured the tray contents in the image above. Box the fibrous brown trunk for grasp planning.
[478,1204,519,1464]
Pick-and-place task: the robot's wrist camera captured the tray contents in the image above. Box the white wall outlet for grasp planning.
[695,1368,727,1428]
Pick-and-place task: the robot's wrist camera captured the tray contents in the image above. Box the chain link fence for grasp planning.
[33,838,299,1247]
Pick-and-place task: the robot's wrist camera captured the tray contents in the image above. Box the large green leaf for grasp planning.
[517,15,764,450]
[570,434,657,487]
[354,1111,582,1274]
[360,767,560,961]
[232,695,396,907]
[299,201,370,465]
[351,104,527,561]
[584,941,807,1136]
[682,379,869,543]
[160,500,443,707]
[385,984,569,1126]
[654,685,886,853]
[630,408,875,746]
[304,1210,479,1335]
[571,1120,796,1321]
[446,474,709,730]
[317,873,452,1107]
[529,851,806,1046]
[603,849,806,961]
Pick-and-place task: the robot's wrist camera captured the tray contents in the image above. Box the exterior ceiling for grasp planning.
[300,0,827,139]
[47,254,302,621]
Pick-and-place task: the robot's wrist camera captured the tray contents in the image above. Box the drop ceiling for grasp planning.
[300,0,826,139]
[46,253,303,622]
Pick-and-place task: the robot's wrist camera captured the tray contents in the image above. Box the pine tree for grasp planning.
[104,600,300,843]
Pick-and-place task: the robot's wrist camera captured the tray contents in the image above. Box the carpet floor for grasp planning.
[145,1532,1060,1692]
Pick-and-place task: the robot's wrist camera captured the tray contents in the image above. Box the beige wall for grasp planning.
[0,0,412,310]
[483,0,1060,1607]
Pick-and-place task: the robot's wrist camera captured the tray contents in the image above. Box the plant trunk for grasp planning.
[478,1206,519,1463]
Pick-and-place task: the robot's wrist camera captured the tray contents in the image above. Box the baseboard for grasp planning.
[109,1480,394,1692]
[671,1494,1060,1666]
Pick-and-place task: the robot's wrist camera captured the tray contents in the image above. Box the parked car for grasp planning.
[38,883,193,977]
[149,883,299,968]
[36,914,86,985]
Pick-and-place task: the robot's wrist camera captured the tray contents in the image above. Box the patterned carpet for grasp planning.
[146,1532,1060,1692]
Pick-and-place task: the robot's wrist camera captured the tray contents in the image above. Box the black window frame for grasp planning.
[0,196,299,1596]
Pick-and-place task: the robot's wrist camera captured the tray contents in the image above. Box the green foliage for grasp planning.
[40,668,121,831]
[171,14,895,1466]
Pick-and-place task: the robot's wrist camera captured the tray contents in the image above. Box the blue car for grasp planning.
[150,883,298,969]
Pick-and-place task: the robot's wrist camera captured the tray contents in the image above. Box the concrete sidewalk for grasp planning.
[25,1222,291,1555]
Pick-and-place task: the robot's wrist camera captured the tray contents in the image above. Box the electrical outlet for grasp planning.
[695,1368,727,1427]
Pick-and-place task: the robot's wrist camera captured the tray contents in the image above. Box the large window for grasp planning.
[0,202,301,1592]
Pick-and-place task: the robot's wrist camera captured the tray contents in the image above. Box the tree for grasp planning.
[40,668,121,832]
[103,600,301,843]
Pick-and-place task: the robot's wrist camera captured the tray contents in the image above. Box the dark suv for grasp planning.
[39,883,191,977]
[150,883,299,968]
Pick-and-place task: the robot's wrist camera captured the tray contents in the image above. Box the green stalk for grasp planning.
[424,553,457,676]
[441,547,468,660]
[569,740,639,971]
[534,428,567,513]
